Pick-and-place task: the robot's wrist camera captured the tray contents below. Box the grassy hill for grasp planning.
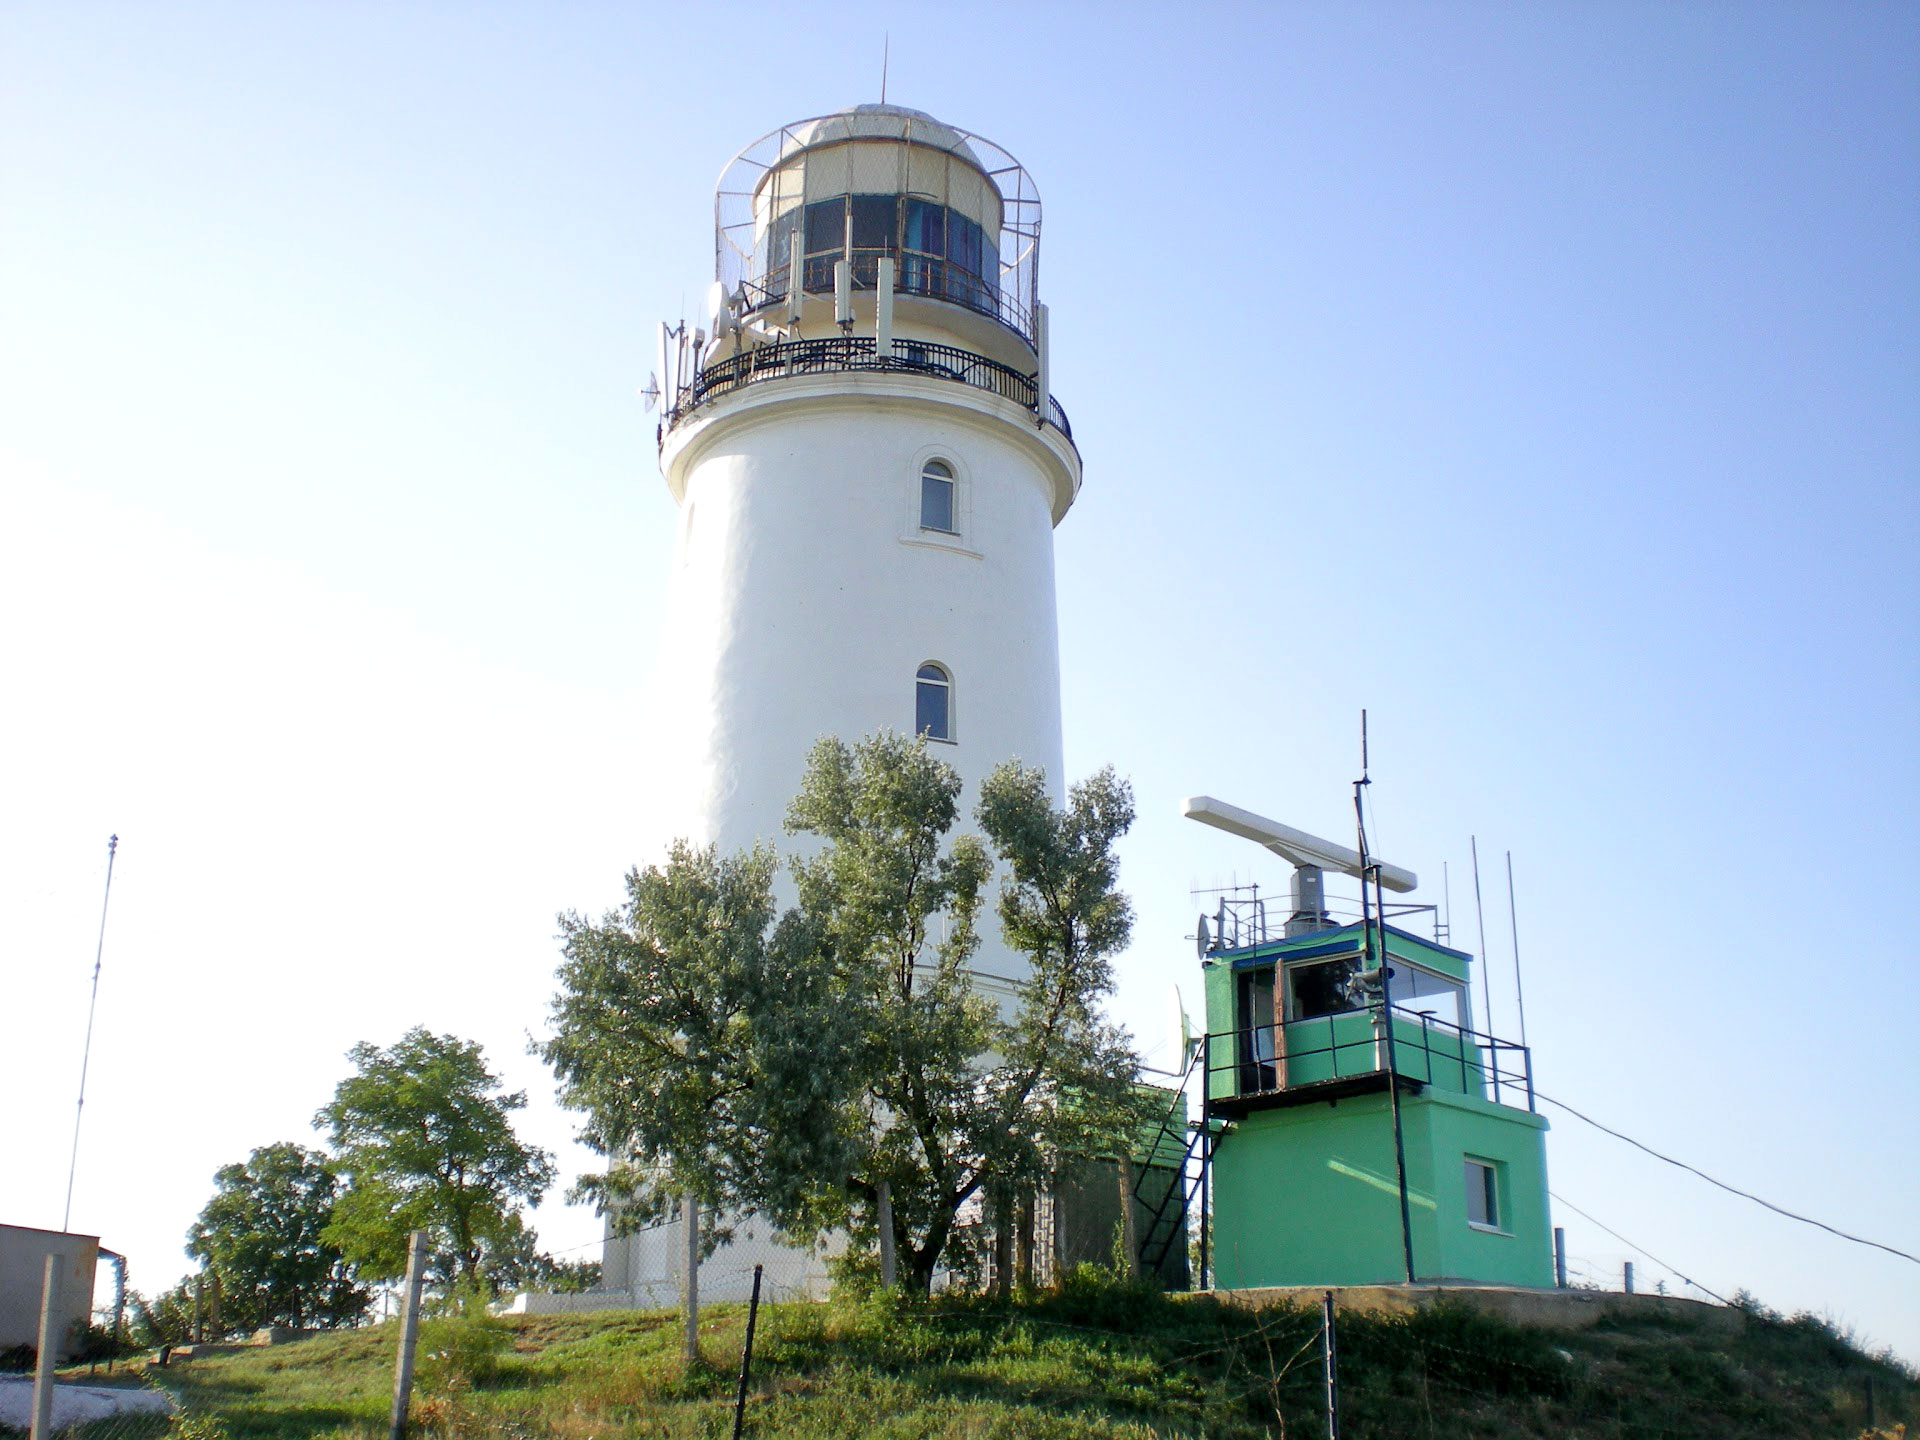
[34,1278,1919,1439]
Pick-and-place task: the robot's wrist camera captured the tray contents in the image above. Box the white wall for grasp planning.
[655,378,1078,990]
[0,1226,98,1358]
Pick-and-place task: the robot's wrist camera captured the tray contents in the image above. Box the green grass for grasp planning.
[40,1280,1916,1440]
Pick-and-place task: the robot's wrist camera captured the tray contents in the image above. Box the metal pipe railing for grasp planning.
[1199,1007,1535,1112]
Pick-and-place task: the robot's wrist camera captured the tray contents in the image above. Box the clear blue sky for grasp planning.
[4,3,1915,1359]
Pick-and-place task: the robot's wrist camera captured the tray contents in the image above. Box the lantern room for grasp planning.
[714,104,1044,347]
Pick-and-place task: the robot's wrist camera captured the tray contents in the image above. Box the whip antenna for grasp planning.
[64,833,118,1231]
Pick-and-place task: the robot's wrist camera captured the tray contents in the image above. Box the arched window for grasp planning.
[919,460,956,534]
[916,663,952,741]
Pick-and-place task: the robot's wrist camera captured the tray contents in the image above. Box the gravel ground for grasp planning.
[0,1374,174,1428]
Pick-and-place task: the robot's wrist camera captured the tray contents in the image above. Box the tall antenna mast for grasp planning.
[64,833,118,1232]
[1506,850,1530,1049]
[1353,710,1416,1284]
[880,33,889,104]
[1470,835,1500,1104]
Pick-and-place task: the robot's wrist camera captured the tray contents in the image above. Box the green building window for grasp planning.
[1465,1158,1501,1230]
[1287,957,1361,1021]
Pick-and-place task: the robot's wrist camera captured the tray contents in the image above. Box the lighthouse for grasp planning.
[649,104,1081,1002]
[593,105,1082,1303]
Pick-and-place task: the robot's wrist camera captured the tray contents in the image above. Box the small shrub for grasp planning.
[1047,1263,1166,1330]
[417,1290,513,1393]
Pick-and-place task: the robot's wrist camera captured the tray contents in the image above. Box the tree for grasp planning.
[185,1143,368,1331]
[543,842,847,1244]
[543,731,1145,1295]
[316,1028,556,1291]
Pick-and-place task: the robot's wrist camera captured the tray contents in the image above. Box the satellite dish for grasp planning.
[640,372,660,414]
[1171,984,1192,1063]
[1194,914,1212,959]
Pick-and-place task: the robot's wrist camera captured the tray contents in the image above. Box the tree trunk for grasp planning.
[1015,1190,1035,1293]
[991,1187,1013,1300]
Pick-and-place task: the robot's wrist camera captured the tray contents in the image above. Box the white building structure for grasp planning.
[561,104,1083,1309]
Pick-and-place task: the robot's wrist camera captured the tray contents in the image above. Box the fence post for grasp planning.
[387,1229,428,1440]
[1623,1261,1635,1295]
[1321,1289,1341,1440]
[683,1195,701,1364]
[1554,1227,1567,1288]
[30,1254,61,1440]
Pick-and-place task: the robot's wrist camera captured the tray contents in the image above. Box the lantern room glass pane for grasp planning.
[904,199,946,256]
[848,194,896,250]
[804,199,844,256]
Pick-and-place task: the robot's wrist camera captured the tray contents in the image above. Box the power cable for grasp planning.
[1537,1090,1918,1266]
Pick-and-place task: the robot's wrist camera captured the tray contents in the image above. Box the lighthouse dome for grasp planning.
[781,103,985,166]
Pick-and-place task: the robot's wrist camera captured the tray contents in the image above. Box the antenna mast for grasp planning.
[1506,850,1530,1049]
[880,33,889,104]
[1353,711,1416,1284]
[64,833,118,1232]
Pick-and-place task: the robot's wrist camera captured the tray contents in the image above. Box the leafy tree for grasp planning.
[185,1142,368,1331]
[316,1028,556,1291]
[543,732,1144,1294]
[972,760,1146,1194]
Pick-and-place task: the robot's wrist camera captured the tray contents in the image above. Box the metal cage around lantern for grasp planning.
[713,105,1044,345]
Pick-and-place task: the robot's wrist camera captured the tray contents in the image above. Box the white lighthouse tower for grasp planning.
[591,105,1082,1305]
[651,103,1081,1001]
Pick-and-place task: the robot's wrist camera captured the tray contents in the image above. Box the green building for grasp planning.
[1187,798,1554,1290]
[1175,794,1551,1290]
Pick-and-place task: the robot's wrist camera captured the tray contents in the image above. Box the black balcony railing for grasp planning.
[1201,1005,1536,1116]
[666,334,1072,441]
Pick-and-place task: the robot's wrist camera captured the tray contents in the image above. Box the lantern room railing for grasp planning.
[1201,1005,1535,1117]
[665,333,1072,440]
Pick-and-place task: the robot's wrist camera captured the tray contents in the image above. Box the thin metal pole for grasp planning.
[1376,856,1416,1286]
[1469,837,1499,1105]
[64,835,118,1232]
[730,1264,763,1440]
[1554,1227,1567,1288]
[1505,851,1530,1050]
[1356,773,1415,1286]
[1198,1128,1211,1290]
[1321,1289,1341,1439]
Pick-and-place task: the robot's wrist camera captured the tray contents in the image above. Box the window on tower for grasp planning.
[920,460,956,534]
[916,663,953,742]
